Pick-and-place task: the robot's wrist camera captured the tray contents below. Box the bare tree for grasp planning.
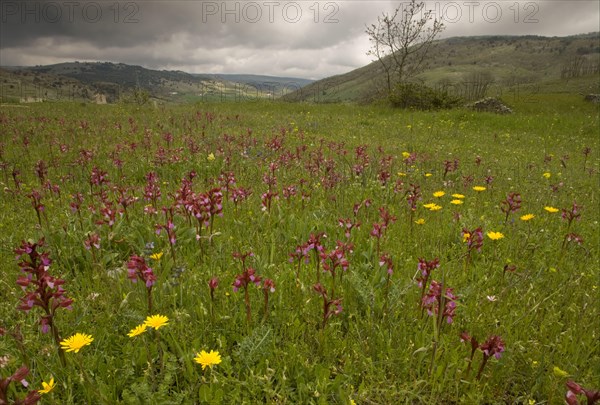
[461,70,494,101]
[366,0,445,93]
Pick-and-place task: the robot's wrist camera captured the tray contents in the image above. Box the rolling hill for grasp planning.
[0,62,314,103]
[282,33,600,103]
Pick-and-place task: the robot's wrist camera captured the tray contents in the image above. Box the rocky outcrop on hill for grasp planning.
[467,97,513,114]
[584,94,600,103]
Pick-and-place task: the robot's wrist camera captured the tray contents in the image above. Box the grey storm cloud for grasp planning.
[1,1,598,79]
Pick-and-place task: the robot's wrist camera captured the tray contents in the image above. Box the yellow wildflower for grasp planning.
[544,206,559,213]
[144,314,169,330]
[150,252,163,260]
[194,350,222,370]
[450,199,463,205]
[38,377,55,394]
[487,231,504,240]
[433,191,445,198]
[520,214,535,221]
[552,366,569,378]
[60,333,94,353]
[473,186,486,191]
[127,324,148,338]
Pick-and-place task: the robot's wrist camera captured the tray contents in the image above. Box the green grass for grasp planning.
[0,96,598,404]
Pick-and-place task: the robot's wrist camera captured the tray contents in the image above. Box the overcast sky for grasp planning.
[1,1,598,79]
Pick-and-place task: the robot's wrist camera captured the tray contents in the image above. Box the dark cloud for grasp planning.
[1,1,598,78]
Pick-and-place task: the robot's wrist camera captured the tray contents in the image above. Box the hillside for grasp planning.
[0,62,313,103]
[283,33,600,103]
[0,67,100,103]
[1,62,216,103]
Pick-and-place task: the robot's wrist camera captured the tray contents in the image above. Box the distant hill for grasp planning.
[0,62,313,103]
[196,74,314,97]
[283,33,600,103]
[0,66,100,103]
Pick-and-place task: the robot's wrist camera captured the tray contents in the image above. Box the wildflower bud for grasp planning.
[16,277,30,288]
[11,365,29,384]
[313,283,327,296]
[566,380,583,395]
[23,391,42,405]
[209,277,219,291]
[263,278,276,293]
[39,317,50,334]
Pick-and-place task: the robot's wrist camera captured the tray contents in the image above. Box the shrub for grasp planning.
[389,82,463,110]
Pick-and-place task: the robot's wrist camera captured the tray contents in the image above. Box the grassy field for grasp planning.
[0,94,598,404]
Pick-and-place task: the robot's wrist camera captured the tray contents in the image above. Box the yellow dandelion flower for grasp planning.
[38,377,55,394]
[452,193,465,199]
[127,324,148,338]
[433,191,445,198]
[423,203,436,209]
[60,333,94,353]
[207,153,215,162]
[402,151,411,158]
[397,172,406,177]
[543,172,551,179]
[544,206,559,213]
[194,350,222,370]
[424,173,432,177]
[415,218,425,225]
[450,199,463,205]
[428,204,442,211]
[144,314,169,330]
[487,231,504,240]
[520,214,535,221]
[473,186,486,191]
[150,252,163,261]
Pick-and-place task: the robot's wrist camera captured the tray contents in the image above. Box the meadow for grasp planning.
[0,94,598,404]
